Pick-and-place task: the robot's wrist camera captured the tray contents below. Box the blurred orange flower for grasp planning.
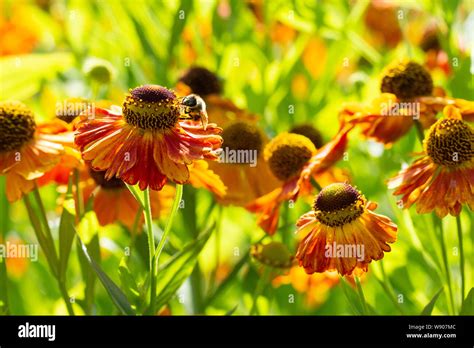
[273,267,340,307]
[388,106,474,217]
[83,167,175,230]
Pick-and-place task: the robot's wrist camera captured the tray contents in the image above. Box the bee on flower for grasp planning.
[74,84,223,192]
[176,67,280,206]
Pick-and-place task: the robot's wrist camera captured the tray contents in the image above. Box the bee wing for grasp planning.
[200,109,209,130]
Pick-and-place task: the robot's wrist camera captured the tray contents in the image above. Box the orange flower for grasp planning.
[36,118,82,187]
[270,21,297,47]
[364,0,402,48]
[341,60,474,145]
[296,183,397,276]
[247,123,352,235]
[273,266,340,307]
[3,237,31,279]
[74,85,223,191]
[83,167,175,230]
[388,106,474,217]
[0,101,71,202]
[302,37,327,79]
[0,10,38,56]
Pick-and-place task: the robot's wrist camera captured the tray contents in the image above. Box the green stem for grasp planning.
[310,177,323,192]
[250,267,271,315]
[377,262,405,315]
[126,184,145,210]
[23,196,57,275]
[434,214,455,314]
[208,205,222,294]
[355,276,368,315]
[153,184,183,265]
[150,184,183,313]
[456,214,465,305]
[74,169,84,219]
[32,184,57,263]
[24,193,74,315]
[142,188,156,311]
[58,280,75,316]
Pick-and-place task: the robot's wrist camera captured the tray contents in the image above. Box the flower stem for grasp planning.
[74,169,84,219]
[126,184,145,209]
[377,261,405,315]
[24,192,74,315]
[150,184,183,313]
[33,183,57,261]
[153,184,183,265]
[354,275,368,315]
[58,280,75,316]
[250,267,271,315]
[142,188,156,311]
[208,205,222,294]
[310,177,323,192]
[456,214,465,305]
[433,214,455,314]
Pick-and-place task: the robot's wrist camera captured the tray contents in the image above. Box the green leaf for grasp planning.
[0,53,74,100]
[460,288,474,315]
[76,222,100,315]
[58,184,76,280]
[225,305,238,316]
[421,288,443,315]
[118,257,141,306]
[204,249,250,308]
[154,223,214,311]
[77,234,135,316]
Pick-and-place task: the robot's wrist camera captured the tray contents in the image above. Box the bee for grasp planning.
[179,94,209,130]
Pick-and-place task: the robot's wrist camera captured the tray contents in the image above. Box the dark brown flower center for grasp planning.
[426,118,473,167]
[265,133,315,181]
[179,66,222,97]
[290,124,324,149]
[313,183,365,227]
[123,85,180,131]
[89,167,126,190]
[222,122,263,153]
[0,101,36,153]
[315,183,360,212]
[381,61,433,99]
